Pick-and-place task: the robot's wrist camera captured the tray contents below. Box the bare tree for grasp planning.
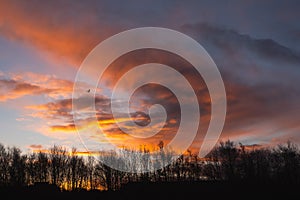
[8,147,27,186]
[26,153,36,184]
[36,151,50,182]
[86,156,96,190]
[0,143,10,186]
[49,145,68,188]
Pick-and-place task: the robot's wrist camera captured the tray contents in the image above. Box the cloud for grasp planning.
[28,144,43,149]
[0,0,120,65]
[1,0,300,66]
[180,23,300,86]
[175,23,300,148]
[0,79,54,101]
[15,117,28,122]
[0,72,90,102]
[27,98,73,121]
[25,88,184,150]
[1,0,300,151]
[182,23,300,64]
[50,124,76,132]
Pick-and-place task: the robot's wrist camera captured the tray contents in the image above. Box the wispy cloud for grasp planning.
[0,79,54,101]
[0,72,90,102]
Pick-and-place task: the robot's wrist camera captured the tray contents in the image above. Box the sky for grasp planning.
[0,0,300,155]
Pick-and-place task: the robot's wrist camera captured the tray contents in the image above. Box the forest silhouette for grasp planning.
[0,140,299,198]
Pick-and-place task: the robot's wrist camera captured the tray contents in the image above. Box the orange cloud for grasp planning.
[0,79,54,101]
[27,99,73,121]
[0,1,118,65]
[0,72,90,102]
[50,124,76,132]
[168,119,177,124]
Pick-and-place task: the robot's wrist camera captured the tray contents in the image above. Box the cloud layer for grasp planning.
[1,1,300,153]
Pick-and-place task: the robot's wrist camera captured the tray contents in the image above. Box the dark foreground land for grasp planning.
[1,181,299,200]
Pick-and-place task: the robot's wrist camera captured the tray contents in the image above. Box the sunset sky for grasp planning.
[0,0,300,155]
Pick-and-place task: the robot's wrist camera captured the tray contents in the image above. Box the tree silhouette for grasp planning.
[0,143,10,186]
[9,147,27,186]
[37,151,50,183]
[0,140,300,192]
[49,145,68,187]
